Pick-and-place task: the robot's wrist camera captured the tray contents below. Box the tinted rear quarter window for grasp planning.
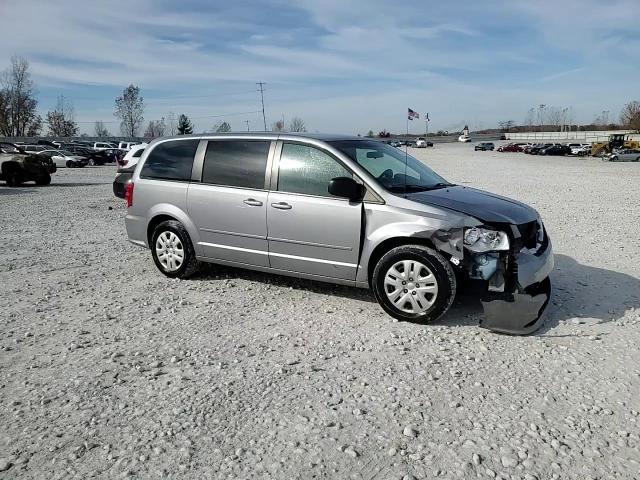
[140,140,199,181]
[201,140,270,189]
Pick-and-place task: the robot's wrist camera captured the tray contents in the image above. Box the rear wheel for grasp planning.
[5,170,21,187]
[66,160,74,168]
[151,220,199,279]
[372,245,456,323]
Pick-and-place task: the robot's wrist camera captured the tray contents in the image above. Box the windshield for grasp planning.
[329,139,451,193]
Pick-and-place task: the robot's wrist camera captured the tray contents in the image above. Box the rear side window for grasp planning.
[277,143,351,197]
[201,140,270,189]
[140,139,199,181]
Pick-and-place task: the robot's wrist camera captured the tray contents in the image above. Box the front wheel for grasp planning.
[372,245,456,323]
[35,173,51,185]
[151,220,199,279]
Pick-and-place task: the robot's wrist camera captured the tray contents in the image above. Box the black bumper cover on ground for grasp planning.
[478,237,554,335]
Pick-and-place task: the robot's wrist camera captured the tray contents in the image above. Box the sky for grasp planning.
[1,0,639,135]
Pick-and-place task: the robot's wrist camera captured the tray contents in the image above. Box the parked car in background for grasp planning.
[123,133,553,335]
[92,142,118,151]
[38,149,88,168]
[23,145,47,153]
[103,148,127,164]
[528,144,553,155]
[37,139,60,149]
[113,164,136,199]
[415,138,433,148]
[497,143,522,153]
[0,142,56,186]
[606,149,640,162]
[474,142,494,151]
[118,142,140,151]
[119,144,147,167]
[540,144,571,156]
[570,144,591,156]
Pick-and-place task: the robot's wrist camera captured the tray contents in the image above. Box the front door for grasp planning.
[267,142,362,280]
[187,139,273,267]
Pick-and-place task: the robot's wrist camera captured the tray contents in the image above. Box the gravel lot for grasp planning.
[1,143,639,479]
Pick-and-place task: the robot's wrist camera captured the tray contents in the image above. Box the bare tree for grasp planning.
[213,121,231,133]
[114,84,144,137]
[498,120,515,132]
[0,56,42,136]
[524,108,535,132]
[167,111,177,135]
[620,101,640,131]
[289,117,306,132]
[546,107,563,128]
[144,117,166,138]
[272,120,284,132]
[94,121,110,137]
[537,104,546,130]
[46,95,78,137]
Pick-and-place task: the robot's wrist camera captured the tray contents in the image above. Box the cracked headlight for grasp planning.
[464,227,510,252]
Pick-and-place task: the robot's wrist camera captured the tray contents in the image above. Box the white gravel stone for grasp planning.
[1,146,639,479]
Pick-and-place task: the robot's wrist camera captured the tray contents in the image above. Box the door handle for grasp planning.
[243,198,263,206]
[271,202,292,210]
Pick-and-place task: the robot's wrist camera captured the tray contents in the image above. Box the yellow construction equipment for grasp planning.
[591,134,640,156]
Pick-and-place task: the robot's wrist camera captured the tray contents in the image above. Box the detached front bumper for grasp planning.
[477,234,554,335]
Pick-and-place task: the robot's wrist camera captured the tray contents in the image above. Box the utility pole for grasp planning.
[245,119,250,132]
[257,82,266,131]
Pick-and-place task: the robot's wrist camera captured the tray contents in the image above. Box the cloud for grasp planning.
[0,0,638,134]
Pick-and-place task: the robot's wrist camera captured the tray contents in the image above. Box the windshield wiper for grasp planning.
[422,182,455,190]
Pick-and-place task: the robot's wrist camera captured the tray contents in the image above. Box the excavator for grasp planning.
[591,133,640,156]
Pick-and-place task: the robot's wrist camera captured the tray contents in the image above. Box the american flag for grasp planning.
[408,108,419,120]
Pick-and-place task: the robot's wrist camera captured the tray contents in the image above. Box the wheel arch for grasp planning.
[1,160,21,175]
[145,204,202,254]
[366,236,441,287]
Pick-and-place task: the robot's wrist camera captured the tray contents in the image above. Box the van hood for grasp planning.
[406,185,538,225]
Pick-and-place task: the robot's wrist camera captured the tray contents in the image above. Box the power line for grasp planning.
[37,89,258,102]
[256,82,266,131]
[46,109,263,124]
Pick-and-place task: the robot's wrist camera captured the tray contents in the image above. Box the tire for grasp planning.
[88,159,95,166]
[35,173,51,186]
[151,220,199,279]
[371,245,456,323]
[66,160,74,168]
[5,170,21,187]
[636,157,640,162]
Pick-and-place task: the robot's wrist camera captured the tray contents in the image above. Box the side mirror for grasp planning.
[328,177,364,201]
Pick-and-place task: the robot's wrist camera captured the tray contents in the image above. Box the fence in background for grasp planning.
[506,130,640,143]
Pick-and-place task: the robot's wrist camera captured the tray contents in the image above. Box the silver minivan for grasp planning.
[125,133,554,334]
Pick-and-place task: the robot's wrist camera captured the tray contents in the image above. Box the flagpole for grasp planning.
[404,109,409,196]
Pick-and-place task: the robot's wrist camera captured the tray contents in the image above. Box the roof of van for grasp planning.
[150,132,371,142]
